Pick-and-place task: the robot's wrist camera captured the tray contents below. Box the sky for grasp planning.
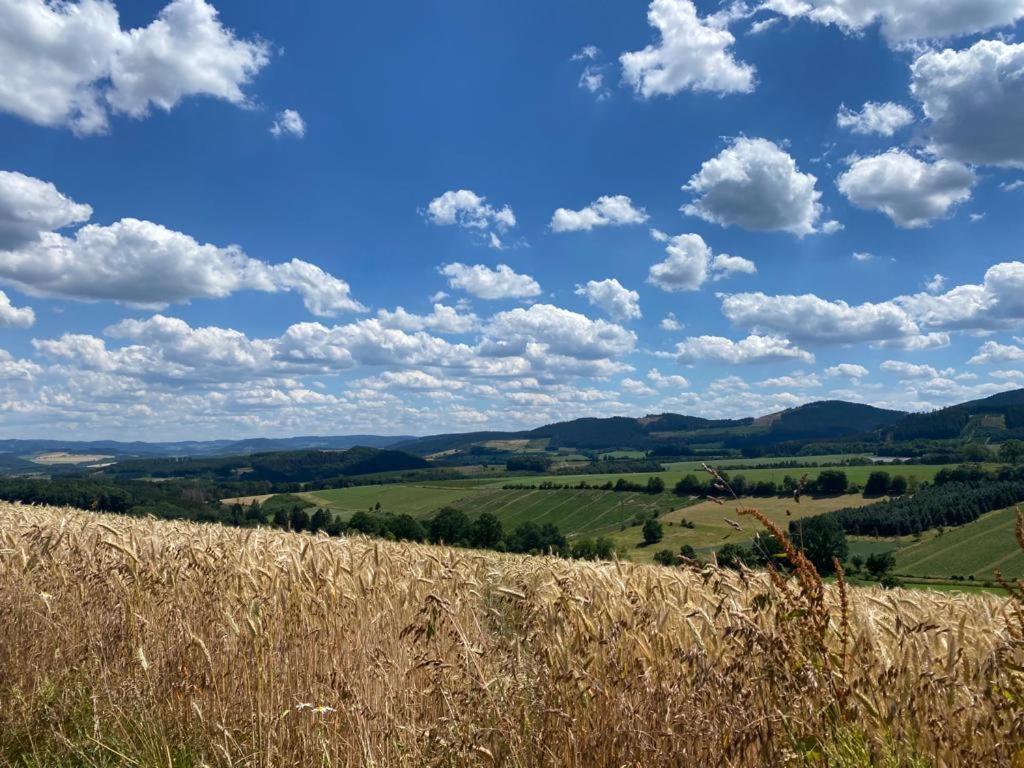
[0,0,1023,441]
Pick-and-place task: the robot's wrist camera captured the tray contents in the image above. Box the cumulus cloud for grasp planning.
[0,171,92,250]
[270,109,305,139]
[968,340,1024,365]
[574,279,641,321]
[620,0,755,97]
[836,150,976,228]
[0,171,363,315]
[0,290,34,328]
[0,348,42,380]
[826,363,869,378]
[896,261,1024,331]
[376,304,478,334]
[648,231,755,291]
[0,0,270,135]
[763,0,1024,44]
[911,40,1024,167]
[880,360,943,378]
[721,291,918,344]
[483,304,636,362]
[836,101,914,136]
[550,195,648,232]
[439,263,541,301]
[673,334,815,364]
[660,312,683,331]
[647,368,690,389]
[874,332,951,351]
[424,189,516,248]
[682,138,833,236]
[2,218,363,314]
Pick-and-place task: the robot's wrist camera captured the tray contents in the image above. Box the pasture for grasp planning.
[611,493,873,562]
[895,505,1024,581]
[302,483,675,538]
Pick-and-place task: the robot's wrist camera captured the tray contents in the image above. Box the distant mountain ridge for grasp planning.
[0,434,414,459]
[2,389,1021,461]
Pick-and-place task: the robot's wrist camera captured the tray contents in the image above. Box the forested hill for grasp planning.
[882,389,1024,441]
[108,446,429,483]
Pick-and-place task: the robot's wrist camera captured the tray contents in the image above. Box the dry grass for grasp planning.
[1,501,1023,767]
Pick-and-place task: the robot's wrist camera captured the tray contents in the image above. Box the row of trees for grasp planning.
[815,479,1024,537]
[673,469,854,498]
[503,476,666,494]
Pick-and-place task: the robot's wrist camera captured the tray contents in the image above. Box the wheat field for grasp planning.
[1,501,1022,767]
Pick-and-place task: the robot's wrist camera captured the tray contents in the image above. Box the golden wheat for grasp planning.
[0,501,1022,767]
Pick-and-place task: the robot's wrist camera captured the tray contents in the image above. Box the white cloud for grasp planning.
[836,101,914,136]
[621,378,657,396]
[673,333,815,364]
[852,251,874,262]
[0,290,34,328]
[660,312,683,331]
[574,279,642,321]
[572,45,600,61]
[0,170,364,315]
[759,373,821,388]
[483,303,634,364]
[2,218,363,315]
[711,253,757,279]
[579,67,605,95]
[0,348,42,380]
[647,368,690,388]
[1003,180,1024,192]
[0,171,92,250]
[270,109,305,139]
[0,0,269,135]
[721,291,918,344]
[925,274,947,293]
[881,360,942,378]
[874,332,951,350]
[911,40,1024,167]
[682,137,831,236]
[620,0,756,98]
[439,263,541,300]
[968,340,1024,365]
[826,363,869,378]
[992,369,1024,381]
[896,261,1024,331]
[550,195,648,232]
[376,304,478,334]
[424,189,516,248]
[763,0,1024,44]
[648,231,755,292]
[836,150,975,228]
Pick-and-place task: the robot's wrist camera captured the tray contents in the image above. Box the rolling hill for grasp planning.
[883,388,1024,441]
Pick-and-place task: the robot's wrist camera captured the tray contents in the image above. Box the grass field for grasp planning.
[895,505,1024,581]
[301,483,679,539]
[611,493,873,563]
[3,503,1018,766]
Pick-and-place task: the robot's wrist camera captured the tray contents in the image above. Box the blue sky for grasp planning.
[0,0,1023,440]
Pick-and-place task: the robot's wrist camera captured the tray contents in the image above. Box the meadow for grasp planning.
[1,501,1020,766]
[895,504,1024,581]
[611,493,869,562]
[303,484,676,538]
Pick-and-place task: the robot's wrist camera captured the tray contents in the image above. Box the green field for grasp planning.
[302,483,679,539]
[611,493,872,564]
[894,505,1024,581]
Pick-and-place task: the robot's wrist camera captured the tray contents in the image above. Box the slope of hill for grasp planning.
[108,446,429,483]
[2,503,1019,766]
[885,388,1024,441]
[766,400,907,439]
